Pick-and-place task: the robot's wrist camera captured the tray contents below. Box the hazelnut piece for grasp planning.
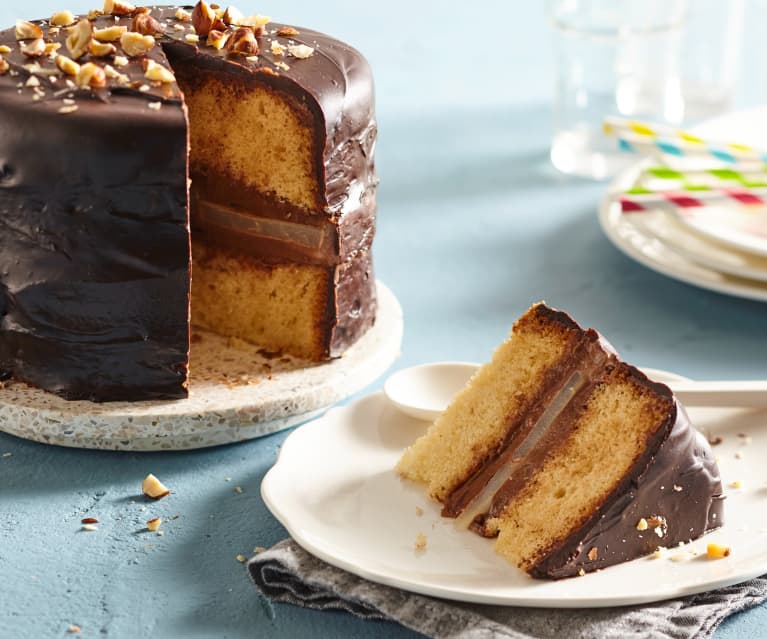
[192,0,226,37]
[222,6,244,25]
[119,31,155,57]
[287,44,314,59]
[141,473,170,499]
[206,29,230,50]
[144,59,175,83]
[235,15,270,34]
[56,54,81,76]
[103,0,137,15]
[66,19,93,60]
[132,12,165,36]
[76,62,107,88]
[94,26,128,42]
[15,20,44,41]
[706,542,731,559]
[21,38,47,58]
[0,56,8,75]
[146,517,162,532]
[90,40,117,57]
[277,26,299,37]
[227,27,258,55]
[51,11,76,27]
[175,8,192,22]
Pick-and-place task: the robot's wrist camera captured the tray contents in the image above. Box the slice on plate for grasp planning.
[397,303,724,579]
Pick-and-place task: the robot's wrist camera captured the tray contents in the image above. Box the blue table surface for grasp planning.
[2,1,767,637]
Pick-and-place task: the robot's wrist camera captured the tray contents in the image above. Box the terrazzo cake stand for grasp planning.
[0,281,402,451]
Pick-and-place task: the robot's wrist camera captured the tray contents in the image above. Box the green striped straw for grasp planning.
[638,166,767,190]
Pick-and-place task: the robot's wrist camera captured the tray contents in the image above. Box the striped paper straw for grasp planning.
[639,166,767,189]
[619,187,767,213]
[603,116,767,165]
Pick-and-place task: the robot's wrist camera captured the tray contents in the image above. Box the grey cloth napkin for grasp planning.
[248,539,767,639]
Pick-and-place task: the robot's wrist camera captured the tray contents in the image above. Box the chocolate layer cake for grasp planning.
[0,2,377,402]
[397,303,724,579]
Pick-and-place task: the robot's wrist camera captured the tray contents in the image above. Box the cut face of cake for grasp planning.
[0,3,377,401]
[397,303,724,579]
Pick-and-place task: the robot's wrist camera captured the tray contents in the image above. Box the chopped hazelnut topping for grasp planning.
[222,6,244,25]
[0,56,8,75]
[274,61,289,71]
[66,19,93,60]
[0,45,11,54]
[25,75,40,87]
[103,0,137,16]
[206,29,230,50]
[120,31,155,57]
[227,27,258,55]
[414,532,427,551]
[587,547,598,561]
[287,44,314,59]
[173,24,186,32]
[236,14,270,33]
[81,517,99,524]
[45,42,62,57]
[673,485,683,492]
[577,568,586,576]
[147,101,162,110]
[277,26,299,37]
[142,473,170,499]
[76,62,107,88]
[132,12,165,36]
[236,554,247,563]
[94,25,127,42]
[146,517,162,531]
[270,40,285,56]
[113,55,129,67]
[144,59,175,83]
[185,34,200,43]
[245,54,258,62]
[706,542,731,559]
[88,9,103,20]
[21,38,47,58]
[103,64,127,83]
[175,8,192,22]
[16,20,44,41]
[51,11,76,27]
[90,40,117,57]
[192,0,226,37]
[636,517,648,531]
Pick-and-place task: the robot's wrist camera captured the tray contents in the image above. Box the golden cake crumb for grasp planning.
[415,506,424,517]
[707,543,731,559]
[67,625,81,634]
[141,473,170,499]
[146,517,162,532]
[414,532,427,551]
[236,554,247,563]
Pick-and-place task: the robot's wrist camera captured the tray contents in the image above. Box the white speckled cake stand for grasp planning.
[0,281,402,451]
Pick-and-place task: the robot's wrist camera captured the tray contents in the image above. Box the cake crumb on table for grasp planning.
[67,625,81,634]
[415,506,424,516]
[414,532,427,551]
[236,554,247,563]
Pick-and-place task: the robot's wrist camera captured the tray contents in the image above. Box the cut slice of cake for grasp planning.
[397,303,724,579]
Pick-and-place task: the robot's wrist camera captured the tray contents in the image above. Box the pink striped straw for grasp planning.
[620,188,767,213]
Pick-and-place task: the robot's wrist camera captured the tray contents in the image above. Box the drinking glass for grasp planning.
[548,0,745,180]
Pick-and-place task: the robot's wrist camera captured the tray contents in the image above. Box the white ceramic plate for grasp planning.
[262,368,767,607]
[600,106,767,300]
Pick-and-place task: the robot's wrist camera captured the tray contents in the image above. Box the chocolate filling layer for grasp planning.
[441,330,611,522]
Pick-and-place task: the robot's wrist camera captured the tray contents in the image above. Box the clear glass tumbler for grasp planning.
[549,0,744,180]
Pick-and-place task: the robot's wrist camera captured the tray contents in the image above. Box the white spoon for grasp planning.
[384,362,767,422]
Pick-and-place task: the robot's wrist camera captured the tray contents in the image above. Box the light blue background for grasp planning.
[1,2,766,637]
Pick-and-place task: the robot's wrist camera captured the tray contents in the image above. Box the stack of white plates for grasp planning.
[599,107,767,302]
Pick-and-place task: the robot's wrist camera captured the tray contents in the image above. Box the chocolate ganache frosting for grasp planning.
[0,4,378,401]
